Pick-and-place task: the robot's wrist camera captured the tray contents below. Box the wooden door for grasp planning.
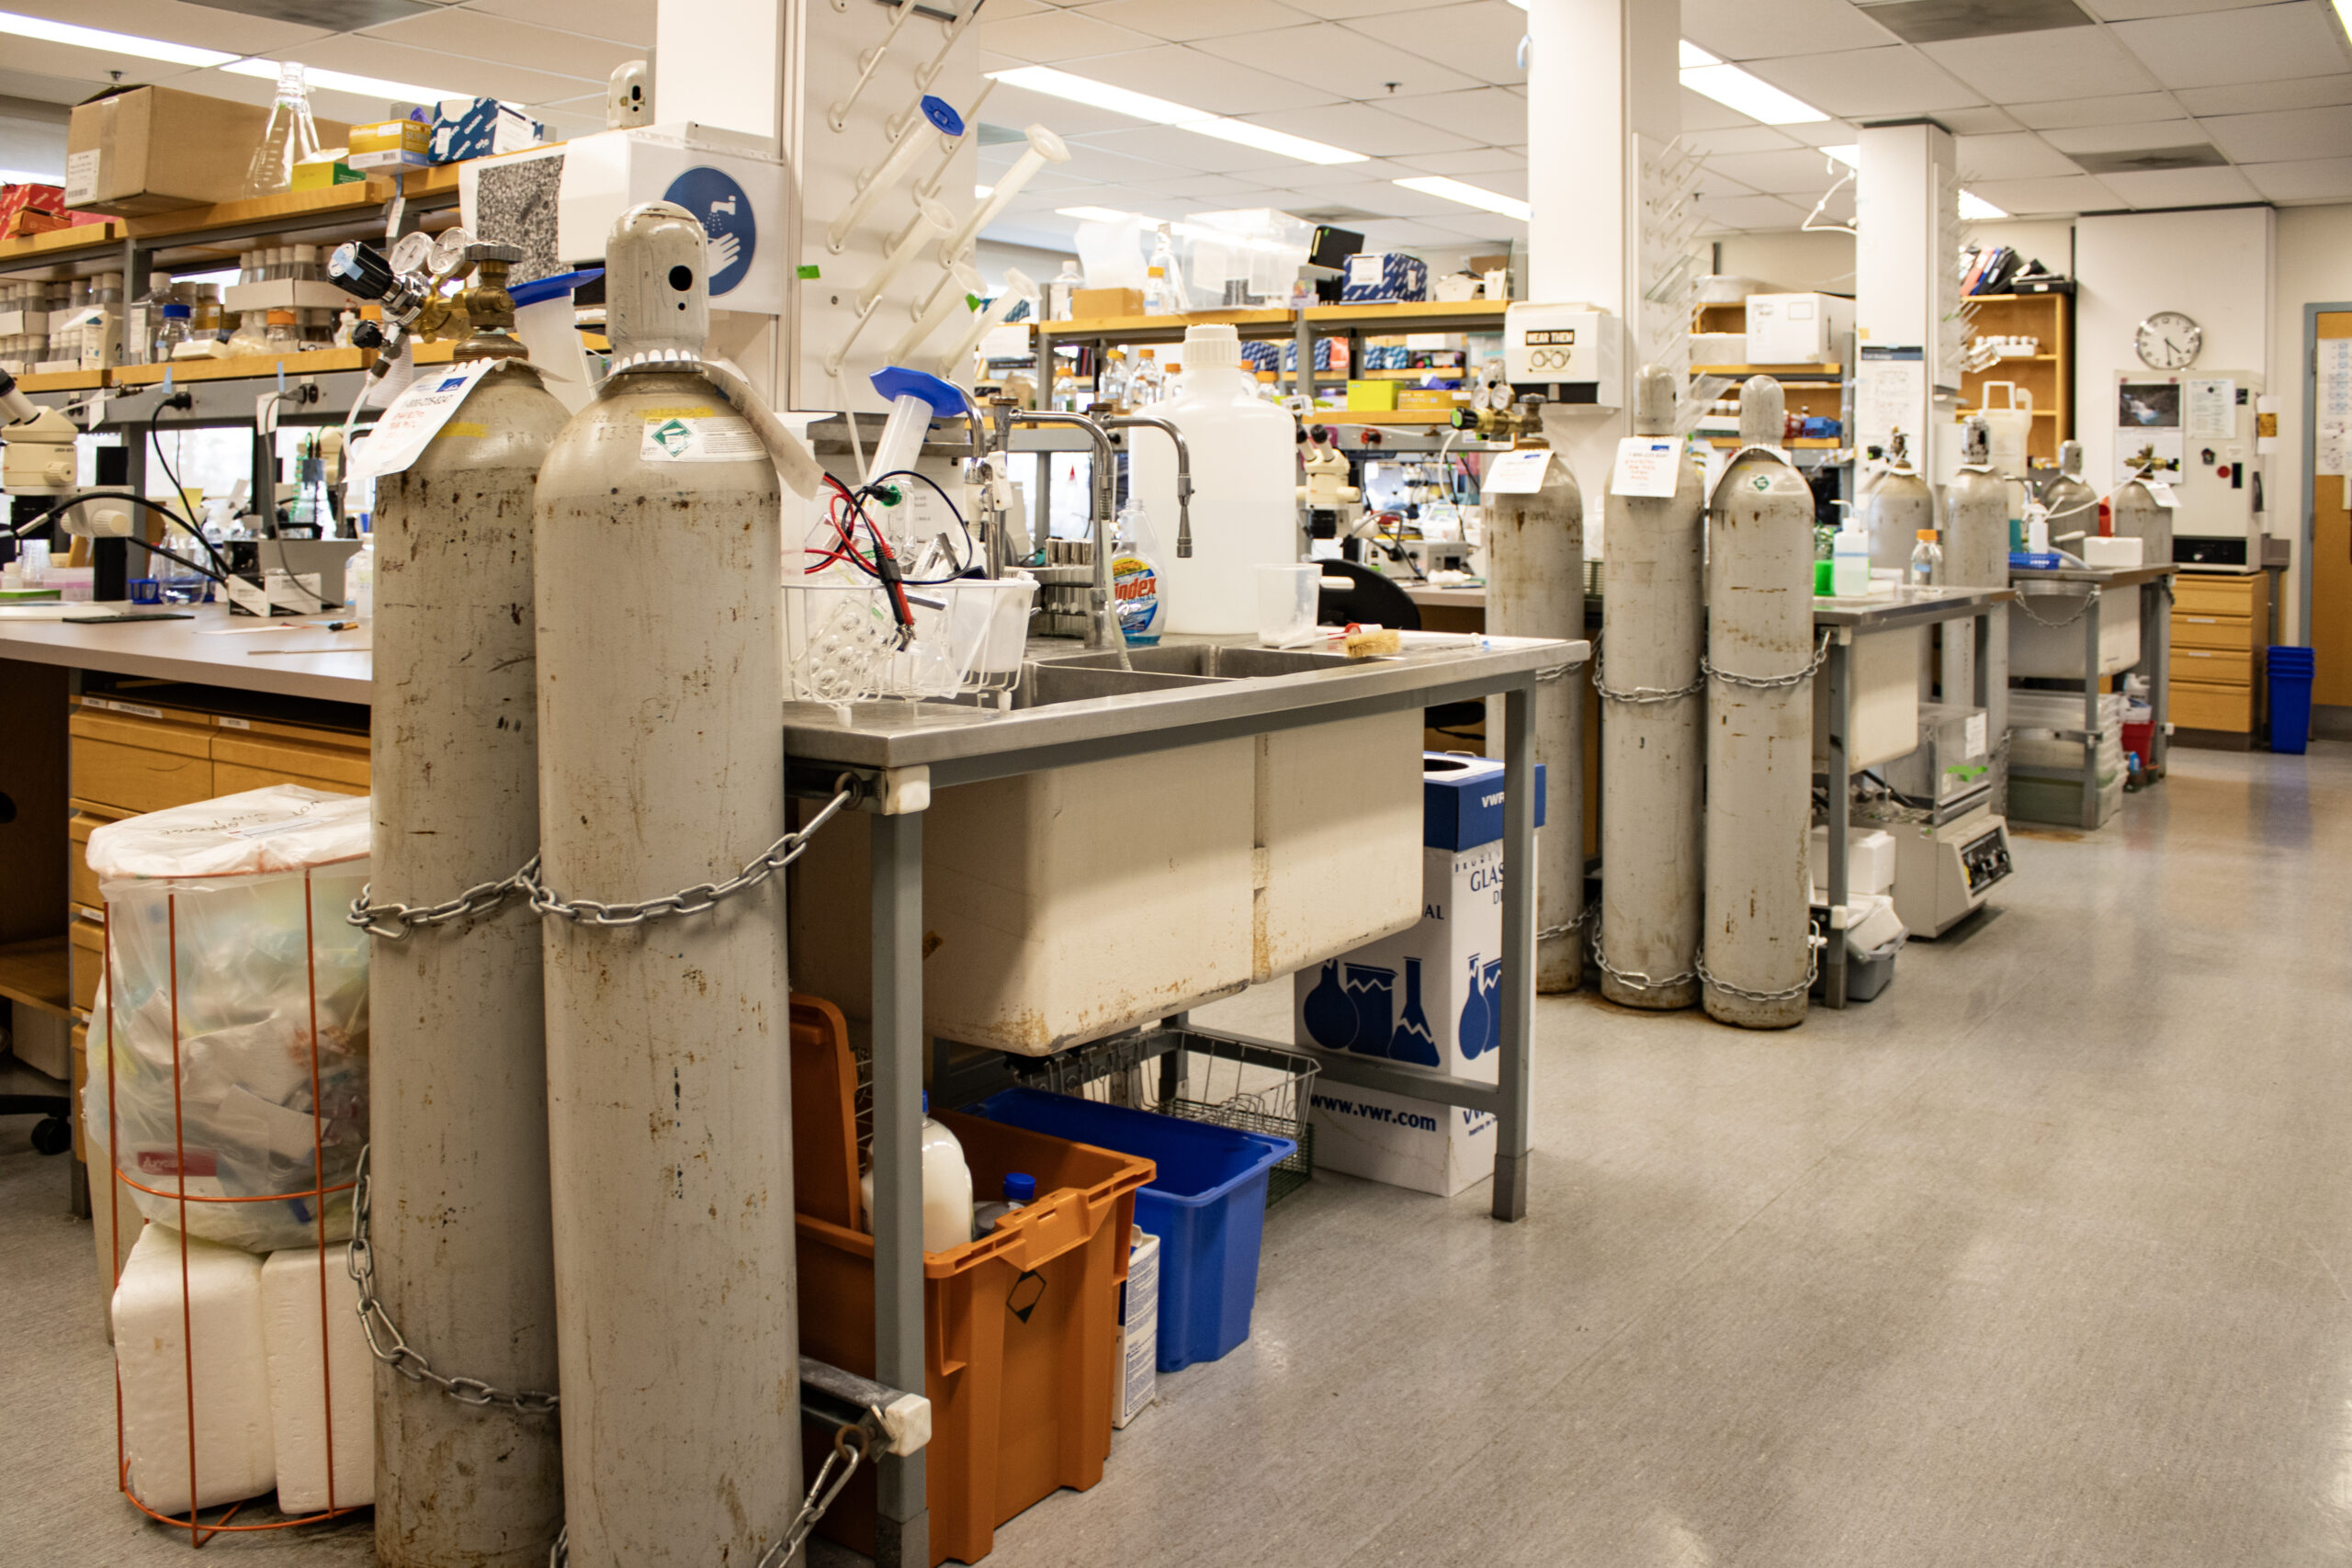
[2316,312,2352,707]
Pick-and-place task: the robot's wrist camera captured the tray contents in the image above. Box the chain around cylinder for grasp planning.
[1702,629,1833,692]
[1693,920,1825,1005]
[2011,581,2102,630]
[520,781,858,927]
[1589,921,1698,995]
[546,1422,872,1568]
[348,858,539,940]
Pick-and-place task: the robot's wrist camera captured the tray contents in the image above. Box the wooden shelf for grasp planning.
[1046,308,1293,341]
[0,935,71,1017]
[1303,299,1510,328]
[0,220,122,267]
[1692,363,1843,377]
[1305,409,1465,425]
[123,181,398,241]
[17,367,105,392]
[1702,434,1844,448]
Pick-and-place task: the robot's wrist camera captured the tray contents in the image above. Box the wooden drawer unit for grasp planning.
[2170,645,2255,687]
[2170,678,2255,732]
[2174,573,2263,617]
[67,906,105,1013]
[211,724,369,798]
[69,702,214,815]
[67,806,130,910]
[2171,612,2255,651]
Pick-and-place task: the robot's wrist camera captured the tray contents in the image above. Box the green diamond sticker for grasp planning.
[650,418,694,455]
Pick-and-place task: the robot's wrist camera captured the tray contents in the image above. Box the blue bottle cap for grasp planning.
[161,303,191,318]
[920,95,964,139]
[921,1089,929,1114]
[1004,1172,1035,1201]
[871,365,965,417]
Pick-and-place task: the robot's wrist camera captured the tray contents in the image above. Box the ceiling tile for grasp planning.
[1679,85,1761,132]
[1683,0,1900,58]
[1780,118,1865,146]
[1701,146,1857,195]
[0,65,107,107]
[1682,126,1806,156]
[1693,165,1760,198]
[463,0,652,46]
[1384,86,1528,143]
[2177,73,2352,116]
[1069,0,1317,42]
[1692,192,1810,231]
[2241,154,2352,200]
[2109,5,2352,89]
[1918,26,2157,100]
[364,12,644,80]
[270,32,585,98]
[1962,173,2121,214]
[1192,22,1481,98]
[1391,146,1529,175]
[2039,118,2203,153]
[2007,91,2179,130]
[2081,0,2288,17]
[979,81,1166,137]
[1066,123,1308,172]
[4,0,329,54]
[1926,107,2022,134]
[1742,46,1984,118]
[1955,130,2093,179]
[1339,1,1528,86]
[1283,0,1464,19]
[974,8,1158,61]
[1230,101,1480,157]
[2095,164,2262,207]
[1068,43,1346,113]
[2201,103,2352,161]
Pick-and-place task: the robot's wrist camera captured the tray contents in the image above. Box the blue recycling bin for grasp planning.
[2269,646,2315,754]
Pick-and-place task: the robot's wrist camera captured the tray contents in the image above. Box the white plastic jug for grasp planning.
[858,1091,975,1254]
[1131,322,1297,634]
[1975,382,2033,478]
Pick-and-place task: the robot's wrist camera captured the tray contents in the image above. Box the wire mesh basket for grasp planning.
[782,575,1035,707]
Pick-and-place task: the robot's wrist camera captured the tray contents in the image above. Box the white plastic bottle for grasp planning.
[1907,528,1941,587]
[971,1171,1035,1238]
[1832,517,1871,596]
[858,1091,974,1254]
[1131,322,1296,634]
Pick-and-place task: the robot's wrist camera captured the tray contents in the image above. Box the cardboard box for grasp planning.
[1743,292,1853,365]
[1294,754,1544,1198]
[1395,388,1456,411]
[1346,379,1398,412]
[430,98,543,164]
[1114,1229,1159,1429]
[66,85,349,216]
[1071,287,1143,318]
[289,152,363,190]
[1340,251,1429,304]
[348,120,431,170]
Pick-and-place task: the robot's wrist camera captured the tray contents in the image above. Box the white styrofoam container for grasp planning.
[1814,626,1922,772]
[1809,826,1897,899]
[1114,1228,1159,1429]
[2081,536,2145,568]
[114,1224,277,1516]
[260,1248,376,1511]
[223,279,356,314]
[2009,589,2141,678]
[1690,332,1747,365]
[1744,292,1853,364]
[1295,840,1503,1197]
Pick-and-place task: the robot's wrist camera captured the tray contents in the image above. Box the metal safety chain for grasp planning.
[349,860,538,940]
[1536,900,1600,947]
[1692,920,1824,1006]
[1701,630,1833,693]
[1532,661,1582,683]
[2011,581,2102,631]
[521,779,859,926]
[547,1418,872,1568]
[1589,919,1697,995]
[1587,630,1705,707]
[347,1145,561,1416]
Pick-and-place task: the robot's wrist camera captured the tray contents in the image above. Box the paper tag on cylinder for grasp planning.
[1609,436,1680,498]
[1482,448,1551,495]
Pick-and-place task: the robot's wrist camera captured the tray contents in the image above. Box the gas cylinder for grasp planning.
[1598,367,1703,1010]
[369,271,567,1566]
[531,202,797,1568]
[2112,467,2172,563]
[1869,431,1935,574]
[1487,423,1585,992]
[1943,415,2008,705]
[2044,439,2098,542]
[1702,378,1815,1029]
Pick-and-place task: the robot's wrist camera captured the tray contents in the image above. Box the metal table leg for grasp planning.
[870,808,928,1568]
[1492,683,1534,1224]
[2146,579,2171,776]
[1824,631,1851,1010]
[2083,592,2103,829]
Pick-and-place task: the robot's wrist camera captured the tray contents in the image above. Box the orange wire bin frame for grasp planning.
[102,861,368,1545]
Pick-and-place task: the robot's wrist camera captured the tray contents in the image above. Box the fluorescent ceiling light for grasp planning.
[1958,189,2007,220]
[1821,144,1860,168]
[1679,40,1720,68]
[0,9,233,67]
[223,58,457,105]
[990,65,1363,165]
[976,185,994,198]
[1680,61,1828,125]
[1395,175,1531,222]
[1057,205,1136,224]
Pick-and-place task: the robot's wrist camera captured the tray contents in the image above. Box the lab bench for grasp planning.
[2007,562,2177,824]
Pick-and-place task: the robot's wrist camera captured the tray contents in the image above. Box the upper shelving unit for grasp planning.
[1035,298,1511,347]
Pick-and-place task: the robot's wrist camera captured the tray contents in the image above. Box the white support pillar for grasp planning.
[1525,0,1680,498]
[1856,122,1960,479]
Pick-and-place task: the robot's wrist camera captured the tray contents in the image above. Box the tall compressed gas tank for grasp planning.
[1597,367,1704,1010]
[1487,431,1585,993]
[530,202,797,1568]
[2043,439,2099,542]
[1943,415,2008,706]
[1702,378,1815,1029]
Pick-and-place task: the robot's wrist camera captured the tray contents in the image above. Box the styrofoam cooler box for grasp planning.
[1744,292,1853,364]
[114,1224,276,1515]
[2010,588,2141,677]
[261,1248,376,1511]
[1808,826,1896,898]
[1293,754,1543,1198]
[1114,1228,1159,1429]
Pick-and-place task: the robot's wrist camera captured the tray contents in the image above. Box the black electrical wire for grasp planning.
[865,468,978,583]
[3,491,227,583]
[138,405,239,580]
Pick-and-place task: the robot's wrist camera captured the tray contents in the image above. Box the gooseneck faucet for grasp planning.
[1102,414,1193,558]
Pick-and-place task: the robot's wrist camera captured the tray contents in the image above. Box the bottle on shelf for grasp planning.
[1130,347,1163,407]
[1908,528,1942,587]
[1046,259,1081,321]
[153,302,193,362]
[1832,513,1871,596]
[1143,223,1185,314]
[264,309,301,351]
[243,62,322,199]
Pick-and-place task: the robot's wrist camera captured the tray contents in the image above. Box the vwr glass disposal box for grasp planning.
[1293,754,1543,1197]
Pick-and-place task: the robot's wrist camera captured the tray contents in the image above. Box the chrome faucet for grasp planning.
[999,407,1122,650]
[1102,415,1193,558]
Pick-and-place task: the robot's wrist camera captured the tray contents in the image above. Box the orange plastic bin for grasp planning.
[797,1111,1154,1565]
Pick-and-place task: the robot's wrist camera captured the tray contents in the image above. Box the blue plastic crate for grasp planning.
[2269,645,2314,753]
[963,1089,1294,1372]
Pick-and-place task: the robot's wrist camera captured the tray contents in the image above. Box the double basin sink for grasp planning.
[1009,641,1354,708]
